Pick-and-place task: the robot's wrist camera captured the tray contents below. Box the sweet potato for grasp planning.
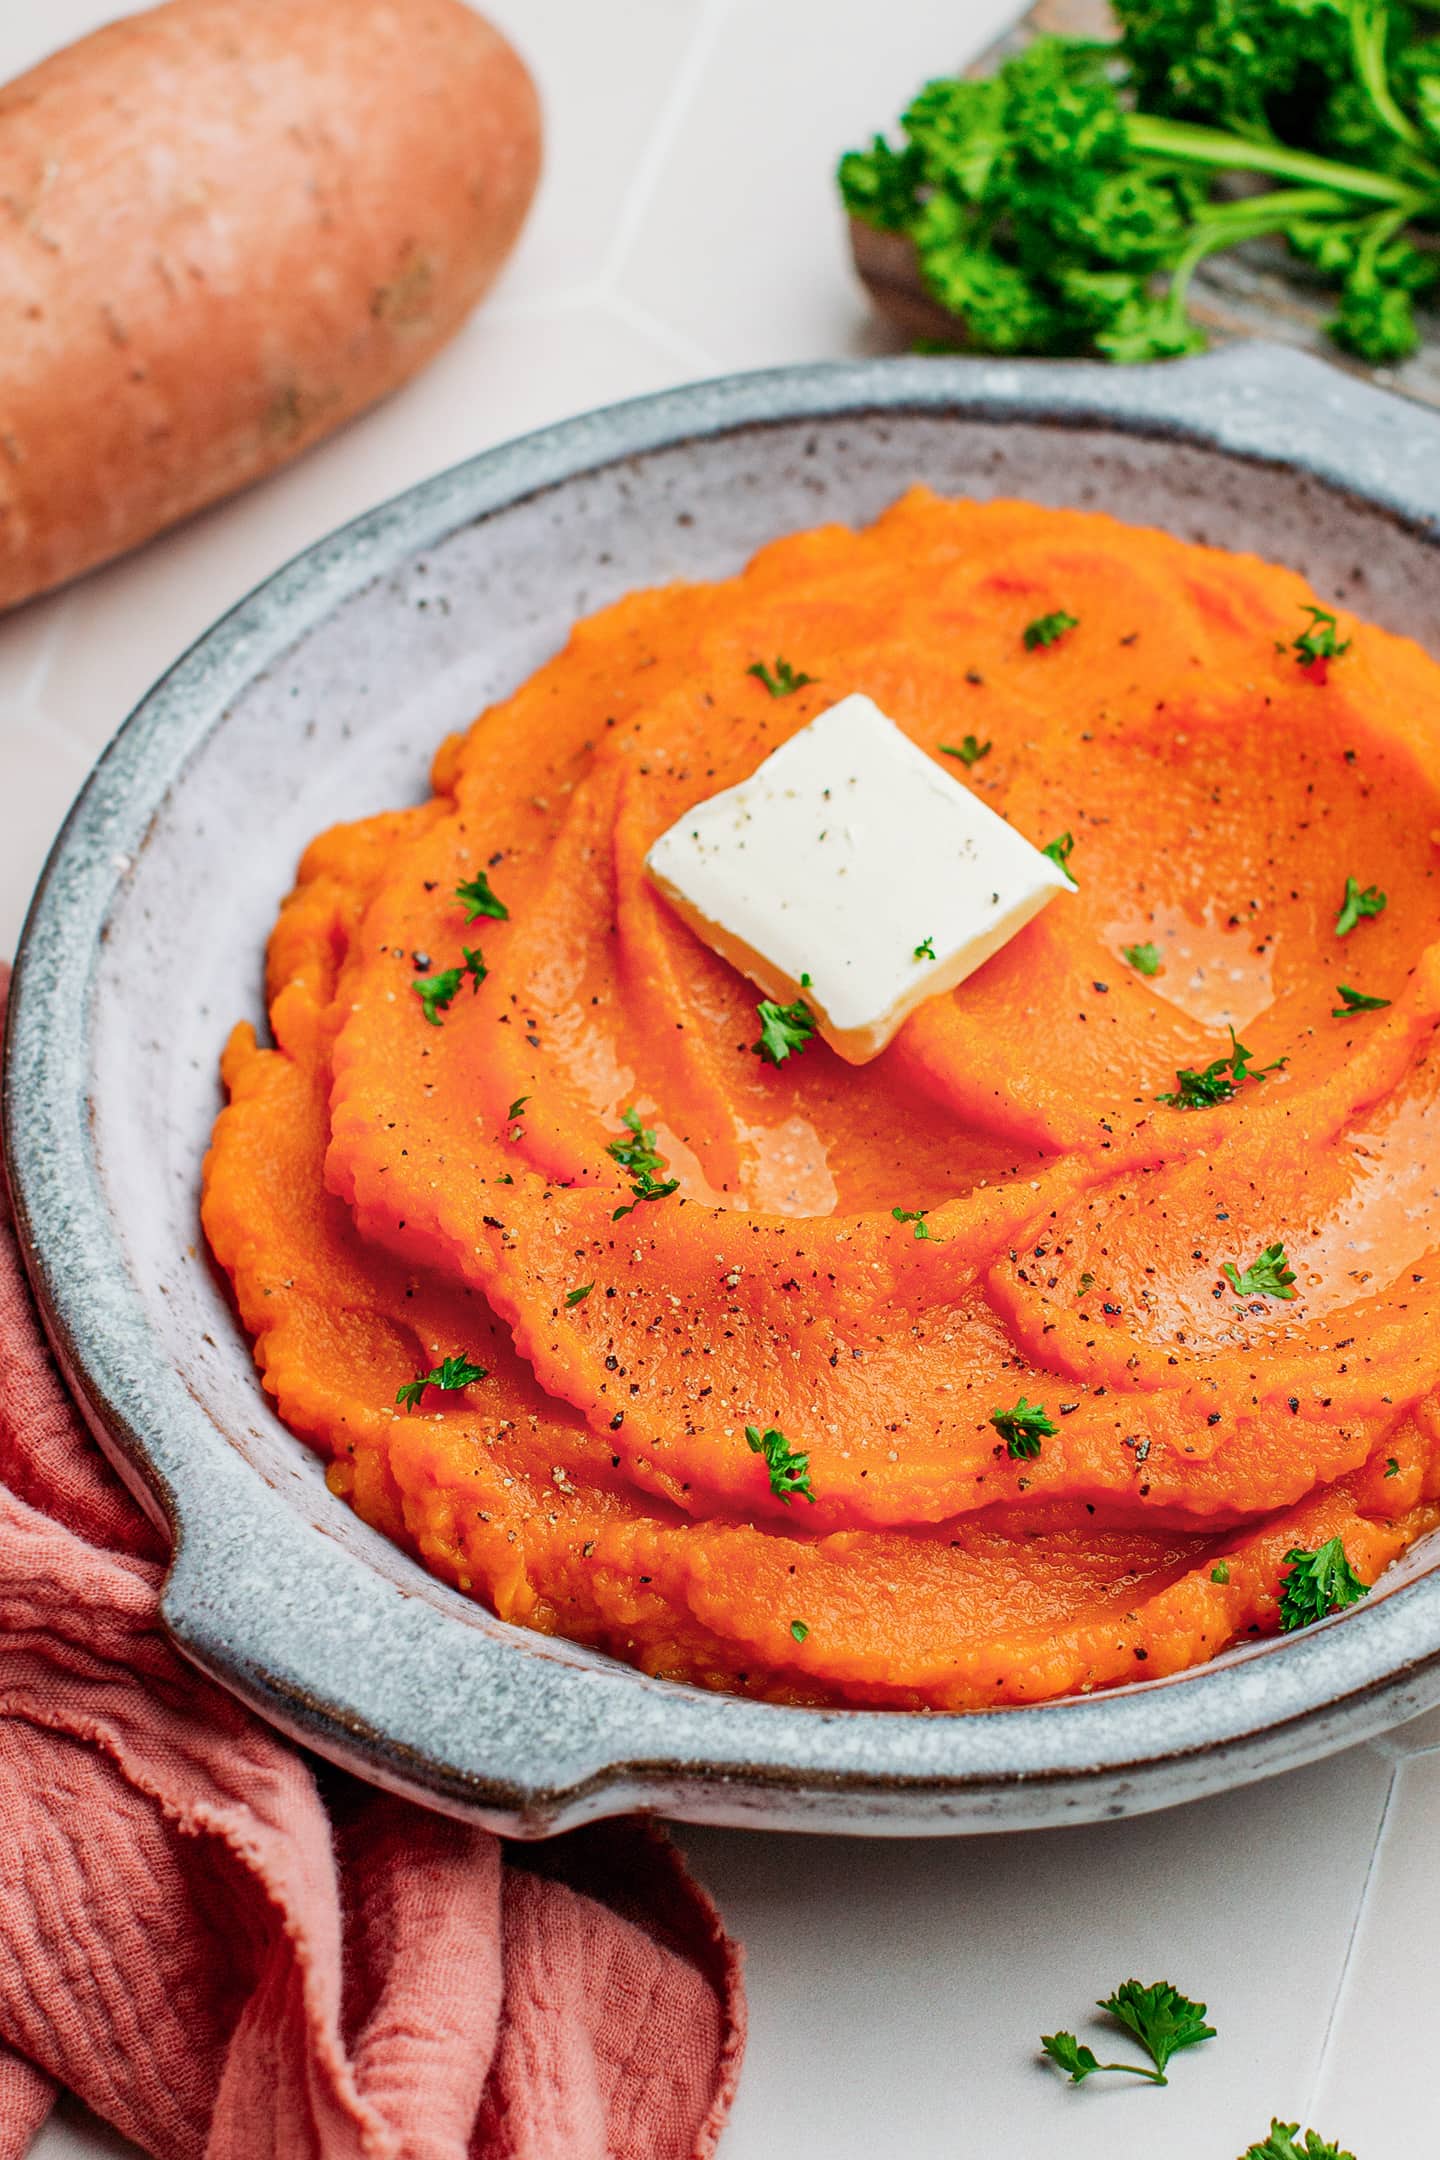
[0,0,541,609]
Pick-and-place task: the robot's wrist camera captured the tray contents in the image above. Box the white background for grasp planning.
[1,2,1434,2153]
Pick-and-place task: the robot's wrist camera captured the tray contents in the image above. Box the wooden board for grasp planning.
[850,0,1440,408]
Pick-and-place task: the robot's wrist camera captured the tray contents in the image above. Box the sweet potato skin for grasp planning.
[0,0,541,608]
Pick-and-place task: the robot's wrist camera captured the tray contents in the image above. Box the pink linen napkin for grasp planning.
[0,967,743,2160]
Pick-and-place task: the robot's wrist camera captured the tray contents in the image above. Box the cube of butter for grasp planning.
[645,692,1072,1064]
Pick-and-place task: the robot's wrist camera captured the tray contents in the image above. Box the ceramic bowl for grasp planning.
[9,343,1440,1837]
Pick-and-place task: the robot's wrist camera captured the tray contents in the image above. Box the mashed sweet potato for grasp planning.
[202,490,1440,1709]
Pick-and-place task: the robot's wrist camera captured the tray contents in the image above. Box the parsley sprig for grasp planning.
[746,1424,816,1505]
[456,870,509,922]
[1335,875,1386,937]
[1122,939,1161,976]
[1278,1537,1370,1631]
[412,947,487,1026]
[940,734,991,766]
[748,657,816,698]
[1042,1978,1215,2087]
[1157,1025,1285,1108]
[396,1353,487,1412]
[1222,1241,1298,1301]
[990,1395,1057,1459]
[1281,606,1351,680]
[753,997,816,1066]
[1042,831,1078,884]
[1242,2122,1356,2160]
[1024,609,1078,650]
[892,1205,939,1241]
[1331,983,1390,1016]
[839,33,1440,371]
[608,1106,680,1221]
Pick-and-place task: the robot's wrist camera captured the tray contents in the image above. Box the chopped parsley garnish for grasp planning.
[990,1395,1057,1459]
[412,947,486,1027]
[1157,1025,1285,1109]
[1222,1241,1298,1301]
[1278,1537,1370,1631]
[747,657,816,698]
[1242,2123,1356,2160]
[565,1283,593,1307]
[746,1424,816,1506]
[1042,1979,1215,2088]
[1042,831,1077,884]
[1023,609,1078,651]
[456,870,509,923]
[892,1205,939,1241]
[913,935,937,961]
[1122,940,1162,977]
[413,966,464,1026]
[1280,606,1351,680]
[753,996,816,1066]
[940,734,991,766]
[1334,876,1387,937]
[790,1619,810,1643]
[396,1352,487,1412]
[1386,1456,1401,1478]
[1331,983,1391,1017]
[1210,1562,1231,1585]
[507,1094,530,1120]
[608,1106,680,1221]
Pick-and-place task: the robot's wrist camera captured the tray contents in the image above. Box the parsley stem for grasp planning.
[1126,113,1429,207]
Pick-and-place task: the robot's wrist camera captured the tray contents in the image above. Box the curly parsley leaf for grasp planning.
[1024,609,1078,651]
[1042,830,1078,884]
[457,870,508,923]
[1331,982,1391,1016]
[990,1395,1058,1459]
[396,1352,487,1412]
[753,997,816,1066]
[1278,1537,1370,1631]
[940,733,991,766]
[1122,939,1162,976]
[1241,2122,1357,2160]
[746,1424,816,1506]
[1100,1979,1216,2076]
[565,1283,593,1307]
[608,1106,680,1221]
[1158,1025,1285,1108]
[892,1205,939,1241]
[1222,1241,1298,1301]
[1335,875,1387,937]
[747,657,816,698]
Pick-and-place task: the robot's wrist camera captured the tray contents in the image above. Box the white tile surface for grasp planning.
[0,4,1421,2158]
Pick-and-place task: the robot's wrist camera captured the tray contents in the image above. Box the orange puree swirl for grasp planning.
[202,490,1440,1709]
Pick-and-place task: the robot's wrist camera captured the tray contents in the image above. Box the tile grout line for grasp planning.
[597,0,738,291]
[1302,1750,1399,2123]
[7,593,77,736]
[600,289,723,377]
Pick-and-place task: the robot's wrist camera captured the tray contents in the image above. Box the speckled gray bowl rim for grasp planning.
[9,342,1440,1838]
